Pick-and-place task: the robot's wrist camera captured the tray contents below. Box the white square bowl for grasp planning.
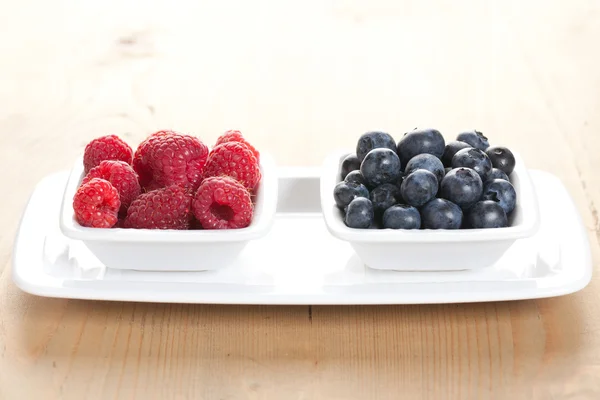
[59,153,278,271]
[320,150,541,271]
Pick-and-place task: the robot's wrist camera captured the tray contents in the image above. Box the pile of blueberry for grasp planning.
[334,129,517,230]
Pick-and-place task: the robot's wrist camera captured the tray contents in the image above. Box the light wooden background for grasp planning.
[1,0,600,399]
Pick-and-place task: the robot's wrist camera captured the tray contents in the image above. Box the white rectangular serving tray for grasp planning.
[11,168,592,305]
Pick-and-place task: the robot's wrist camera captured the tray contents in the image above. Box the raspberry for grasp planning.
[82,160,141,212]
[132,130,209,191]
[83,135,133,174]
[123,185,193,230]
[192,176,253,229]
[215,130,260,161]
[73,178,120,228]
[203,142,261,191]
[132,130,170,189]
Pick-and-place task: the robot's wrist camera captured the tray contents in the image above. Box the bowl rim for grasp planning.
[320,149,541,243]
[59,153,278,243]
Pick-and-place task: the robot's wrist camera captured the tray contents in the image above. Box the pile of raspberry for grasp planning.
[72,130,261,230]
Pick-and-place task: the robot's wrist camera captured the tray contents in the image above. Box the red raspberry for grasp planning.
[123,185,193,230]
[132,130,209,191]
[82,160,141,212]
[143,180,164,192]
[132,130,170,189]
[73,178,120,228]
[203,142,261,191]
[215,130,260,161]
[192,176,253,229]
[83,135,133,174]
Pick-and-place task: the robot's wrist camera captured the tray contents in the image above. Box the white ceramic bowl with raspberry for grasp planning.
[320,149,541,271]
[59,133,278,272]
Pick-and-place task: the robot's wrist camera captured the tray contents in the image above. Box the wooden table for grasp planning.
[1,1,599,398]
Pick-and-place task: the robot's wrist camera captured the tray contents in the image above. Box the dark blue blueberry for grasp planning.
[396,128,445,166]
[340,154,361,179]
[440,168,483,209]
[456,130,490,151]
[370,183,402,216]
[356,131,397,162]
[344,170,367,186]
[382,204,421,229]
[466,200,508,229]
[487,168,509,183]
[345,197,374,229]
[485,146,516,176]
[483,179,517,214]
[333,181,369,210]
[451,148,492,181]
[360,148,402,188]
[442,141,472,167]
[420,198,463,229]
[404,153,445,183]
[400,170,438,207]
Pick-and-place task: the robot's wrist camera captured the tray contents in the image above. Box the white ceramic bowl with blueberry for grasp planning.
[320,129,541,271]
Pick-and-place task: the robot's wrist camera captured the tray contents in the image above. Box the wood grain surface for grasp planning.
[1,0,600,399]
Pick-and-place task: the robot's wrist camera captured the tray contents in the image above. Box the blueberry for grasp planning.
[487,168,509,183]
[440,168,483,209]
[400,170,438,207]
[482,179,517,214]
[485,146,516,176]
[456,130,490,151]
[466,200,508,229]
[344,170,367,186]
[445,167,452,175]
[370,183,402,216]
[345,197,374,229]
[341,154,361,179]
[396,128,445,166]
[420,198,463,229]
[382,204,421,229]
[360,148,402,188]
[451,148,492,181]
[442,141,472,167]
[356,131,397,162]
[404,153,445,183]
[333,181,369,210]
